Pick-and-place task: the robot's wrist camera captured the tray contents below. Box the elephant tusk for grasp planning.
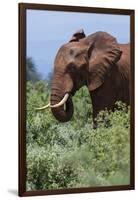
[35,93,69,111]
[50,93,69,108]
[35,103,50,110]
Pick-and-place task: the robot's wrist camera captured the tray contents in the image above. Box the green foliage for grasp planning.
[26,81,130,191]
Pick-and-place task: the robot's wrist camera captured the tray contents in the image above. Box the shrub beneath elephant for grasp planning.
[26,81,130,190]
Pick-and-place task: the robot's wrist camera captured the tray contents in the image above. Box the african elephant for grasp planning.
[37,29,130,125]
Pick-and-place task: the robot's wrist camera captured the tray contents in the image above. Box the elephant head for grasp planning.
[37,30,122,122]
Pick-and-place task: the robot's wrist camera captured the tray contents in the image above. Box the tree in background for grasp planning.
[46,72,53,88]
[26,57,42,82]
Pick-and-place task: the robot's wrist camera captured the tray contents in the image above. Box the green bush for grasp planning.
[26,81,130,190]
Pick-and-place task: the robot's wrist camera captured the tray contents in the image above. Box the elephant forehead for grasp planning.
[66,42,86,51]
[59,42,87,57]
[54,42,87,67]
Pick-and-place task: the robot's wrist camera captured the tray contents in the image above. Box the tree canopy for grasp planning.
[26,57,41,82]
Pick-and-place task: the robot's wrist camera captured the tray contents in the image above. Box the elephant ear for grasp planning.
[69,29,86,42]
[87,32,122,91]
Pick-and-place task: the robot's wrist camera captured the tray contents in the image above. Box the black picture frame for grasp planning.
[19,3,135,197]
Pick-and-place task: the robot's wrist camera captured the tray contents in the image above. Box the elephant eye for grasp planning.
[69,64,76,73]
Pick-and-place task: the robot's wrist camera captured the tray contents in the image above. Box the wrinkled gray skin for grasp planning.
[50,29,130,125]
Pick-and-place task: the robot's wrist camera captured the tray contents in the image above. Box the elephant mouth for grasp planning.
[70,90,75,96]
[62,94,72,111]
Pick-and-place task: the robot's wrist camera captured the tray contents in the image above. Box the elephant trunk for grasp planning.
[50,94,74,122]
[50,88,74,122]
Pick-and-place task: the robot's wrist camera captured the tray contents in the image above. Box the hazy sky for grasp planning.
[27,10,130,78]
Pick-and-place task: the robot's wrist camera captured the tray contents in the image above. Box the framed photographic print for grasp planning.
[19,3,135,197]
